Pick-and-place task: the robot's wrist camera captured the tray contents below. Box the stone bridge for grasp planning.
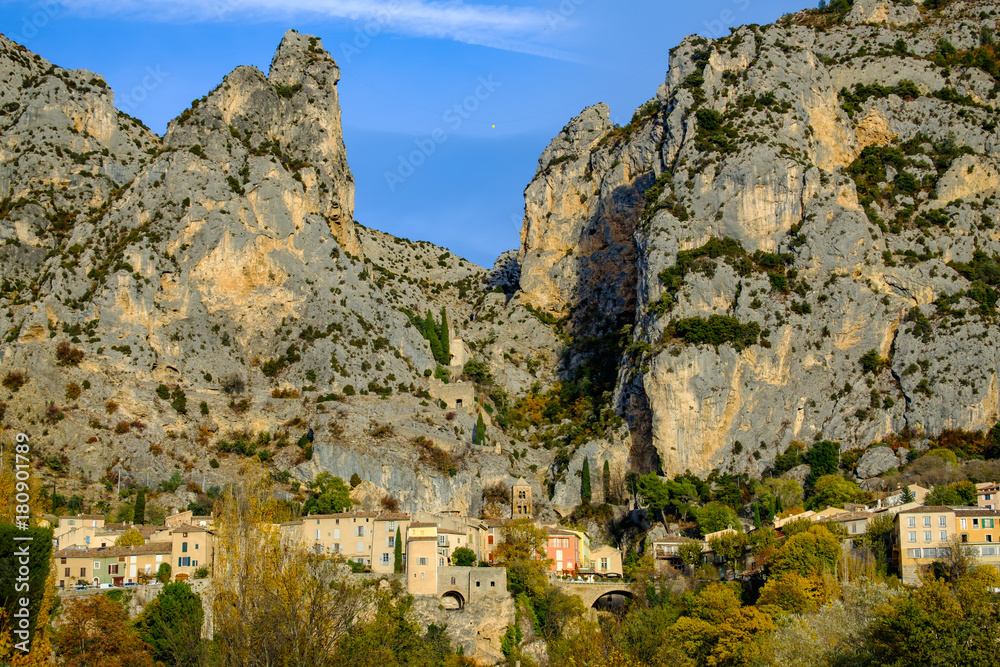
[554,581,635,609]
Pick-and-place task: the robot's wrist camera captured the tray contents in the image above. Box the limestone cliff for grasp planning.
[517,0,1000,476]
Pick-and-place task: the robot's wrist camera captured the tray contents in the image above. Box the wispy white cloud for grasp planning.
[52,0,580,59]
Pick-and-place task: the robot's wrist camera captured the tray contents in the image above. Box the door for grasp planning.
[113,577,124,586]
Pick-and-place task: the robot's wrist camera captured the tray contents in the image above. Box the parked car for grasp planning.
[98,583,114,589]
[73,585,89,591]
[123,582,138,588]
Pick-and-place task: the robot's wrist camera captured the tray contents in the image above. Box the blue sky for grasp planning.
[2,0,807,267]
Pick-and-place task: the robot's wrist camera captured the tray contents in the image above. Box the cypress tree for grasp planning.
[602,460,611,503]
[439,307,450,364]
[581,456,592,504]
[394,526,403,574]
[475,413,486,445]
[753,502,761,529]
[134,488,146,525]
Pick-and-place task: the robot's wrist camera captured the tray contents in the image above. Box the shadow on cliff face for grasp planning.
[559,175,659,475]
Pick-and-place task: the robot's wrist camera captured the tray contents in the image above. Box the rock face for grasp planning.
[517,1,1000,476]
[0,31,562,515]
[855,446,904,479]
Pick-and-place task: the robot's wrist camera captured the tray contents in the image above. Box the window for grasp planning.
[178,557,190,567]
[64,568,70,576]
[923,548,937,558]
[108,564,119,574]
[924,531,932,542]
[387,521,396,532]
[387,536,396,548]
[80,568,86,577]
[600,558,609,570]
[451,577,456,585]
[940,531,948,541]
[908,517,916,528]
[974,519,980,527]
[182,542,188,553]
[491,581,495,587]
[315,529,321,540]
[518,491,526,499]
[439,558,444,566]
[331,543,341,554]
[85,536,90,544]
[907,549,921,558]
[418,557,428,566]
[420,572,425,579]
[961,518,968,529]
[356,526,365,537]
[488,535,494,545]
[989,535,994,543]
[987,494,993,500]
[851,523,857,534]
[333,529,340,539]
[923,517,931,528]
[939,516,947,527]
[195,544,199,550]
[381,553,391,565]
[983,546,998,556]
[908,532,916,543]
[476,581,481,587]
[357,541,364,553]
[94,561,100,570]
[987,519,996,529]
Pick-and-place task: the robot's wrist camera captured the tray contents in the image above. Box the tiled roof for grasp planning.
[376,513,411,521]
[305,511,378,519]
[897,506,957,514]
[55,541,172,559]
[169,524,212,533]
[408,522,437,528]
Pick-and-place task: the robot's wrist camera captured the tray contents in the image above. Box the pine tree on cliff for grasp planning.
[394,527,403,574]
[581,457,592,504]
[438,307,450,364]
[134,488,146,525]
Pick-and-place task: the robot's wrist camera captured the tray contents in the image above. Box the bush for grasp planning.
[343,384,356,396]
[170,387,187,414]
[669,315,761,351]
[55,341,84,366]
[65,382,82,400]
[209,458,220,468]
[452,546,477,567]
[860,349,888,374]
[220,374,245,395]
[114,421,131,434]
[155,384,170,400]
[2,371,27,392]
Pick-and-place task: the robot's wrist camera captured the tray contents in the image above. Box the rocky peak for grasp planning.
[163,31,357,253]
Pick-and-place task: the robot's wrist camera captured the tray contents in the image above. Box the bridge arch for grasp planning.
[441,590,466,610]
[591,589,633,611]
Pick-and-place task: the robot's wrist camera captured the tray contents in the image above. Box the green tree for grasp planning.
[438,307,450,364]
[156,563,172,584]
[694,501,740,536]
[925,481,977,506]
[807,474,866,510]
[805,440,840,487]
[678,541,704,568]
[474,412,486,445]
[580,457,592,504]
[304,473,352,515]
[134,581,204,667]
[770,526,840,578]
[394,527,403,574]
[452,547,477,567]
[134,488,146,525]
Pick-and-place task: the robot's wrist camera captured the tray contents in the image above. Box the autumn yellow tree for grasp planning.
[212,465,368,667]
[493,519,552,600]
[54,594,155,667]
[115,527,145,547]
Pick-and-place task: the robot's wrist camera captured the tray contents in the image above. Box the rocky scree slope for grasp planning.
[0,31,564,516]
[517,0,1000,477]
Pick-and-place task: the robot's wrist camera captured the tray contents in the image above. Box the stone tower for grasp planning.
[512,478,532,518]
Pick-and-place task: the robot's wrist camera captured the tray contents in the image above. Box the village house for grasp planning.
[651,535,704,571]
[589,545,624,578]
[406,523,440,595]
[977,482,999,510]
[894,506,1000,584]
[169,524,214,581]
[54,542,172,588]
